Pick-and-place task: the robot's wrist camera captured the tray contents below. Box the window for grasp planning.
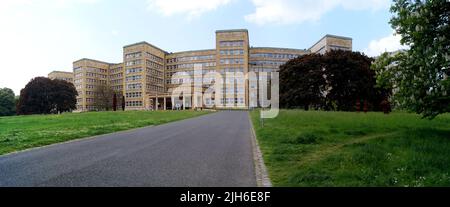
[127,83,142,90]
[126,60,142,66]
[220,58,244,65]
[126,75,142,82]
[219,41,244,47]
[126,101,143,107]
[220,50,244,56]
[126,67,143,74]
[250,53,299,59]
[125,52,142,59]
[126,92,142,98]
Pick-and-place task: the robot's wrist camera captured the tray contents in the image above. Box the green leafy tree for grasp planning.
[0,88,16,116]
[390,0,450,118]
[280,54,326,110]
[371,51,407,108]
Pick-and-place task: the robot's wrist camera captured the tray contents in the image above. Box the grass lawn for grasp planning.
[0,110,210,155]
[250,110,450,187]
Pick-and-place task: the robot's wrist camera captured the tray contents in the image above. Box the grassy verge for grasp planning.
[0,110,210,155]
[250,110,450,187]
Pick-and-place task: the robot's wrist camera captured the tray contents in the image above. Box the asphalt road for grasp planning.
[0,111,256,187]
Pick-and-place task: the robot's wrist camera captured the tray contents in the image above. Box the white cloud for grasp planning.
[245,0,390,25]
[364,32,409,57]
[147,0,232,18]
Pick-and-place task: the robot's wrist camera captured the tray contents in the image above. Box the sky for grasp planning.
[0,0,408,95]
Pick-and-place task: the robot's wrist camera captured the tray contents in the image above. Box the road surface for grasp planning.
[0,111,256,187]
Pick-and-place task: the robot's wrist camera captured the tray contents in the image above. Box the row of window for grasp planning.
[86,79,107,84]
[126,75,142,82]
[112,85,123,91]
[250,60,286,67]
[146,52,164,63]
[221,68,244,73]
[220,49,244,56]
[147,68,163,77]
[219,41,245,47]
[168,75,246,85]
[167,55,215,63]
[125,52,142,59]
[147,84,164,92]
[126,101,143,107]
[220,58,245,65]
[110,67,123,74]
[86,72,107,79]
[147,76,164,85]
[250,53,299,59]
[74,67,83,73]
[126,67,143,74]
[126,60,142,66]
[127,83,142,90]
[167,62,216,70]
[219,98,245,104]
[110,73,123,79]
[146,60,164,70]
[86,67,108,74]
[126,92,142,98]
[251,68,278,73]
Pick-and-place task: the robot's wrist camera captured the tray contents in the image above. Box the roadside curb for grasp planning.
[248,112,272,187]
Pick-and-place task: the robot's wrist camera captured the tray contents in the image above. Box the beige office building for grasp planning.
[48,71,74,84]
[70,29,352,111]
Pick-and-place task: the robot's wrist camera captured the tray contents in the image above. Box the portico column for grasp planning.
[155,95,159,111]
[164,97,167,111]
[171,97,174,110]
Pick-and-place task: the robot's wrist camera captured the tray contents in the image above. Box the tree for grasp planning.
[17,77,55,115]
[122,95,126,111]
[371,51,407,108]
[280,54,326,110]
[93,85,115,111]
[113,93,117,111]
[0,88,16,116]
[324,50,386,111]
[279,50,388,111]
[52,79,78,113]
[17,77,78,115]
[390,0,450,118]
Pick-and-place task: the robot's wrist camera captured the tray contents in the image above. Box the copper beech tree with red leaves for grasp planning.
[280,50,389,111]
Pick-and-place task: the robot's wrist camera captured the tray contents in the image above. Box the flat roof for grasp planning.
[308,34,353,51]
[123,41,169,54]
[73,58,112,65]
[215,29,248,33]
[168,49,216,56]
[49,71,73,74]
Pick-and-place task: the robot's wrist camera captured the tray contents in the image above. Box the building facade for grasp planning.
[48,71,74,84]
[69,29,352,111]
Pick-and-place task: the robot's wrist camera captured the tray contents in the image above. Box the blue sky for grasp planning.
[0,0,406,94]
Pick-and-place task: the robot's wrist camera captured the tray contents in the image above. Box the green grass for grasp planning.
[250,110,450,187]
[0,110,210,155]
